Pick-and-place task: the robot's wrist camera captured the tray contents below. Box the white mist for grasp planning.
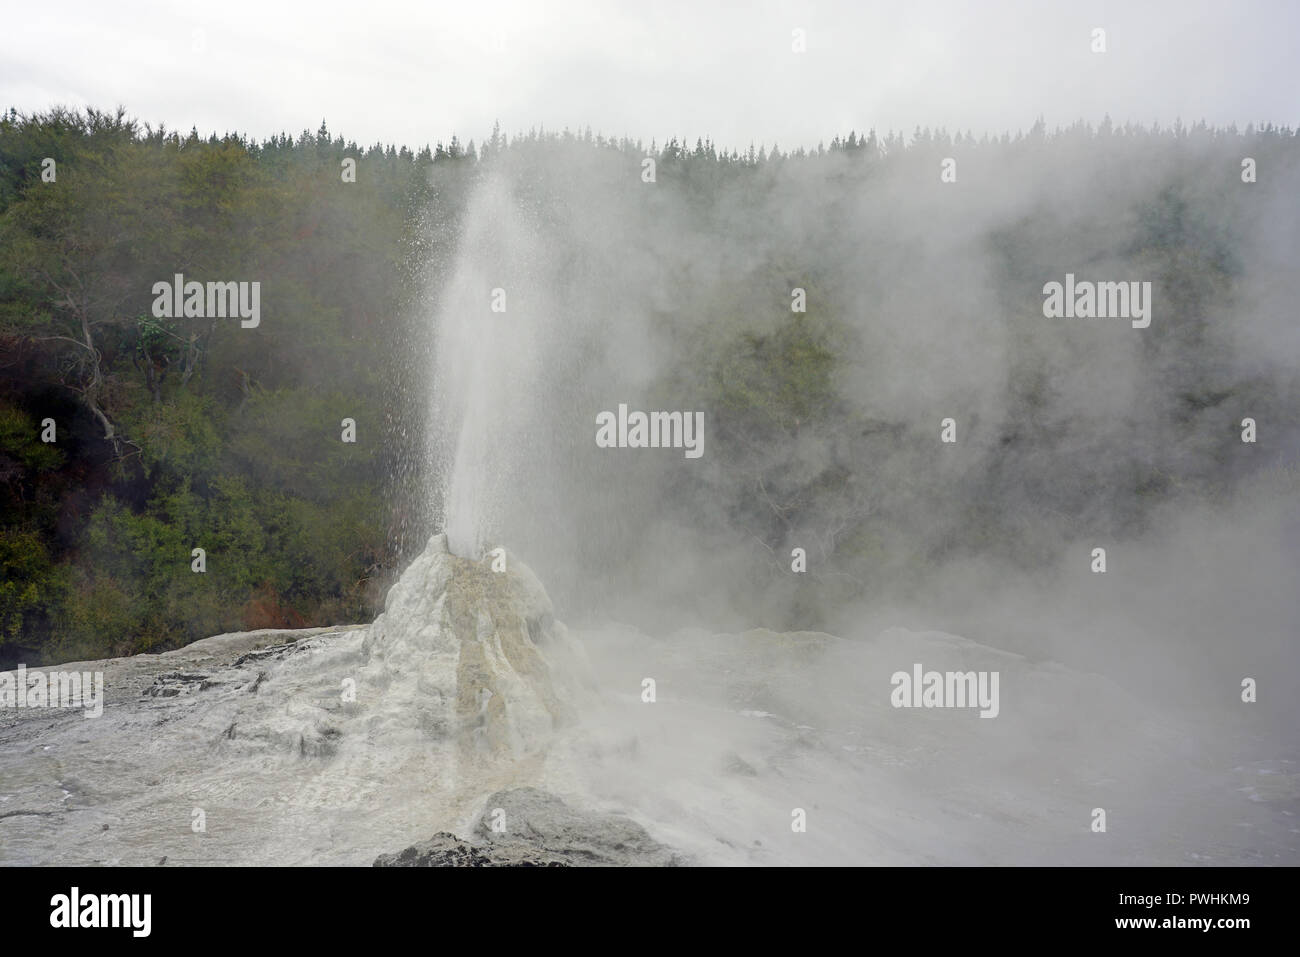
[429,174,550,559]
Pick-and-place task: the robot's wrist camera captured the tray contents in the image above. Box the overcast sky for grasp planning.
[3,0,1297,152]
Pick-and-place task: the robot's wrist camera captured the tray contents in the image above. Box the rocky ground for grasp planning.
[374,787,684,866]
[2,534,1296,866]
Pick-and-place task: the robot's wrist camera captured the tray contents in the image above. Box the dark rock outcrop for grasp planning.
[373,787,685,867]
[374,832,568,867]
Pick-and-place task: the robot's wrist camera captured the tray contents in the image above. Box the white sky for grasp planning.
[2,0,1297,151]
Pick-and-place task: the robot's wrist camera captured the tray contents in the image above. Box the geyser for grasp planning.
[428,174,555,559]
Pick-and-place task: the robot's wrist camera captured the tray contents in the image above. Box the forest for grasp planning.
[1,106,1296,667]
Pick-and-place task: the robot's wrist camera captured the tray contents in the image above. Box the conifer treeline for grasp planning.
[1,106,1295,664]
